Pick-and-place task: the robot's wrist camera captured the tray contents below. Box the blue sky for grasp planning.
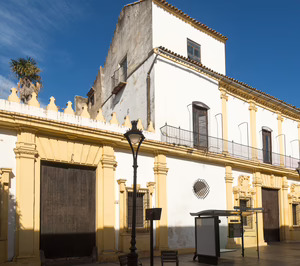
[0,0,299,109]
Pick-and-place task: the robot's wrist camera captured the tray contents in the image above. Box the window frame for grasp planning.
[126,187,150,231]
[192,103,209,149]
[119,56,128,81]
[187,39,201,63]
[292,203,300,226]
[262,129,272,164]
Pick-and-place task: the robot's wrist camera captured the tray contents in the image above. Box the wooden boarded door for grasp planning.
[262,188,280,242]
[40,162,96,258]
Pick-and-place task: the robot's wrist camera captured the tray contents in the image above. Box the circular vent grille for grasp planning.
[193,179,209,199]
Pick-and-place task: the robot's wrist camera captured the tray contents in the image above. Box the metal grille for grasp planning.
[193,179,209,199]
[160,124,300,170]
[127,191,148,228]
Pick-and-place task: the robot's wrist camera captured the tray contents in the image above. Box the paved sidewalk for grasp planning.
[95,242,300,266]
[42,242,300,266]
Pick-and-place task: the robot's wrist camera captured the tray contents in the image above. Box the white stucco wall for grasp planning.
[102,55,156,131]
[0,129,17,260]
[282,117,299,159]
[166,156,227,249]
[154,57,221,136]
[152,3,226,75]
[227,96,250,146]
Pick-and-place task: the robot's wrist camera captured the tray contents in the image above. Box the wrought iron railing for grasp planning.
[160,124,299,170]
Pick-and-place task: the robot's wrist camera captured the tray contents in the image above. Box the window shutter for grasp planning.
[136,193,144,228]
[296,204,300,225]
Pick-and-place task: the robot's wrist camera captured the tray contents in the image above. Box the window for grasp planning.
[262,129,272,164]
[293,204,300,226]
[127,190,149,229]
[187,39,201,62]
[193,102,209,149]
[120,56,127,81]
[112,56,127,94]
[193,179,210,199]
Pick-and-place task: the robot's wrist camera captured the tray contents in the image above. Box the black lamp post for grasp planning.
[124,120,145,266]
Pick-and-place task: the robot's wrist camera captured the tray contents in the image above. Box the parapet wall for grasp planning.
[2,88,158,140]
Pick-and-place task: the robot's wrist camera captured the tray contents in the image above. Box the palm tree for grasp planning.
[10,57,42,103]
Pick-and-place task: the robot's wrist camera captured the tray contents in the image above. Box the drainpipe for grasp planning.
[147,54,159,127]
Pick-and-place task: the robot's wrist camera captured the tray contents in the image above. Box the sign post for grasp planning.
[146,208,162,266]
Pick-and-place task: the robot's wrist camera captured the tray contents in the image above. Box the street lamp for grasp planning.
[124,120,145,266]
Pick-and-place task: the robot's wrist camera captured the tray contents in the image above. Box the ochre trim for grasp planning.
[0,110,299,180]
[154,153,168,250]
[0,168,12,263]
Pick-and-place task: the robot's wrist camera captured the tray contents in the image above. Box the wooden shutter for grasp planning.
[136,193,144,228]
[262,129,272,164]
[193,105,208,149]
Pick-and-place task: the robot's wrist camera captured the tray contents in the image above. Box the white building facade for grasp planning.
[1,0,300,265]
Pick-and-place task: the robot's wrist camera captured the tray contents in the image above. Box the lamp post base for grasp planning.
[127,252,139,266]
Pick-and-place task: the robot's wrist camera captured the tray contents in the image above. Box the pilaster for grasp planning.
[225,165,233,210]
[224,165,236,248]
[248,100,258,159]
[220,88,228,153]
[0,168,12,263]
[154,153,169,250]
[14,130,40,264]
[98,145,117,255]
[281,177,289,240]
[277,112,285,166]
[252,171,265,245]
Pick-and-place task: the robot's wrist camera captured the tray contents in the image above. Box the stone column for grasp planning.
[0,168,12,263]
[220,88,229,153]
[252,171,265,245]
[14,130,39,264]
[97,145,117,256]
[249,100,258,160]
[277,112,285,166]
[154,153,168,250]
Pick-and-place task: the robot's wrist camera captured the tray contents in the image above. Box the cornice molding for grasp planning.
[0,110,299,179]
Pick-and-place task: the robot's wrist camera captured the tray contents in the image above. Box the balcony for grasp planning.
[160,124,299,170]
[112,65,127,95]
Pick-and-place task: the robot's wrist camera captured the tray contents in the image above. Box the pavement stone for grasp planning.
[42,242,300,266]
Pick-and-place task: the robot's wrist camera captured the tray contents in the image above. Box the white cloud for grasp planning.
[0,0,87,68]
[0,75,16,99]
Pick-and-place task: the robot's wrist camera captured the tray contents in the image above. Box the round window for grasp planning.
[193,179,209,199]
